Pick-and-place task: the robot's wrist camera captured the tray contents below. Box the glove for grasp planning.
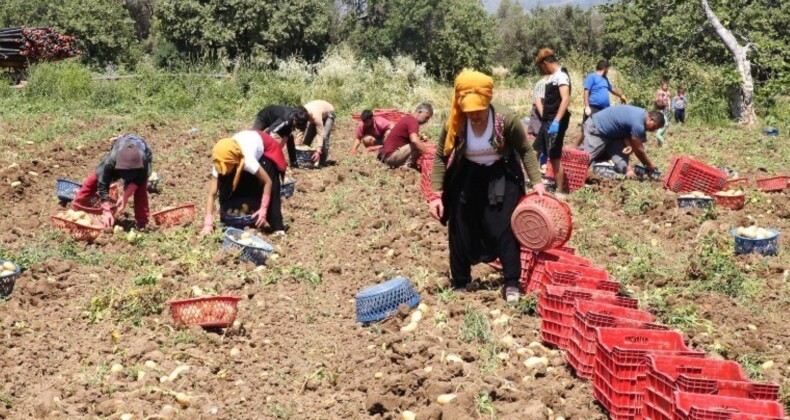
[428,192,443,221]
[584,106,592,116]
[101,202,115,228]
[116,183,138,213]
[311,149,322,163]
[548,120,560,135]
[252,195,270,228]
[532,183,547,197]
[199,213,214,236]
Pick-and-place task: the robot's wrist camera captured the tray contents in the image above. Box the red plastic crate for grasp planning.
[674,392,787,420]
[594,382,643,420]
[527,249,594,293]
[724,177,749,190]
[568,301,666,380]
[646,355,781,417]
[351,109,406,123]
[664,156,728,195]
[544,261,619,292]
[644,388,674,420]
[596,360,646,408]
[544,148,592,192]
[756,176,789,192]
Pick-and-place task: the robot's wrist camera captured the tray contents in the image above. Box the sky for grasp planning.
[483,0,611,13]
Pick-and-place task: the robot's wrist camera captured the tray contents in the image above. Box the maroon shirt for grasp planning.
[381,115,419,158]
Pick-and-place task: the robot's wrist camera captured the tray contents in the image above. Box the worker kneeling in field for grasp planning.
[252,104,309,166]
[378,103,434,168]
[350,109,394,155]
[74,134,153,229]
[429,70,546,305]
[578,104,664,177]
[200,131,287,236]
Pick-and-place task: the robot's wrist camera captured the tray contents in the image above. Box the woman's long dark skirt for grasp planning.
[221,156,285,231]
[447,160,522,289]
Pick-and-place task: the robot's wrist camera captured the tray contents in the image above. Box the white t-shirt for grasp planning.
[549,68,570,87]
[211,130,264,177]
[464,111,499,166]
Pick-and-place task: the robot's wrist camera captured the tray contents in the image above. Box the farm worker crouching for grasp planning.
[350,109,394,155]
[251,105,310,166]
[428,70,546,305]
[298,100,336,166]
[200,130,288,236]
[378,103,434,168]
[532,48,572,196]
[74,134,153,229]
[577,105,664,177]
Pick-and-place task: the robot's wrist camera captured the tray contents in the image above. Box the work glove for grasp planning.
[116,183,138,213]
[251,195,270,228]
[199,213,214,236]
[311,149,322,163]
[428,192,443,221]
[101,202,115,228]
[532,183,547,197]
[547,120,560,135]
[584,106,592,117]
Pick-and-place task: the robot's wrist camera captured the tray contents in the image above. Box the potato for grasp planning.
[241,232,251,240]
[417,303,429,314]
[1,270,14,277]
[2,261,15,271]
[436,394,457,405]
[445,354,463,364]
[410,310,423,323]
[175,392,191,407]
[401,411,416,420]
[400,322,418,333]
[524,356,549,370]
[241,203,250,213]
[76,219,92,227]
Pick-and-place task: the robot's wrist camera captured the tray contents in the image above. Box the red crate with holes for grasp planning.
[538,285,637,349]
[567,301,666,380]
[663,156,728,195]
[672,392,787,420]
[643,355,781,420]
[593,329,705,418]
[724,177,749,190]
[526,249,594,293]
[544,148,592,192]
[756,176,789,192]
[544,261,620,293]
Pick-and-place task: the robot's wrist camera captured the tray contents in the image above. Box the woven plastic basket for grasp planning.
[281,178,296,198]
[169,296,242,328]
[50,211,104,242]
[0,260,20,299]
[731,228,779,256]
[56,179,81,202]
[295,147,316,169]
[756,176,788,192]
[677,196,714,209]
[220,197,259,228]
[713,192,745,210]
[511,193,573,251]
[152,204,195,227]
[222,228,273,265]
[725,177,750,190]
[355,277,421,323]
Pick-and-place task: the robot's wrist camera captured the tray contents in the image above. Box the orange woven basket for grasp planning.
[169,296,242,328]
[713,192,746,210]
[152,204,195,227]
[50,212,104,242]
[511,193,573,251]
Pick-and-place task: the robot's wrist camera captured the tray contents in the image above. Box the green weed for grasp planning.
[270,403,291,419]
[664,304,714,334]
[87,285,169,326]
[435,286,457,303]
[475,391,496,417]
[514,293,538,317]
[460,306,493,344]
[0,394,12,409]
[736,354,765,380]
[687,234,753,299]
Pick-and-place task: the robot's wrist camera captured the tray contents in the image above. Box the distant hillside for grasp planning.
[484,0,611,13]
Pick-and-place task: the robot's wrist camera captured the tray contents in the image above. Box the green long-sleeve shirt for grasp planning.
[430,103,542,192]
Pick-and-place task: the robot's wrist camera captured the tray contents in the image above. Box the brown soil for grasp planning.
[0,119,787,419]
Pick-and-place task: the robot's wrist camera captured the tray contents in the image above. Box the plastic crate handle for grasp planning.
[714,379,780,398]
[676,365,704,375]
[624,335,650,344]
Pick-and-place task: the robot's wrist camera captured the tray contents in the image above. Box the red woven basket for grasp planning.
[50,211,104,242]
[713,192,745,210]
[169,296,242,328]
[152,204,196,227]
[511,193,573,251]
[756,176,788,192]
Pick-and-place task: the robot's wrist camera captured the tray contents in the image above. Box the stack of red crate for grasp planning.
[525,248,594,293]
[644,355,781,420]
[543,261,620,292]
[593,329,706,419]
[672,392,786,420]
[663,155,728,195]
[538,285,638,350]
[567,301,666,380]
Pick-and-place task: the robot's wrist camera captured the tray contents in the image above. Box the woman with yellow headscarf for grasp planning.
[200,130,286,236]
[428,70,546,305]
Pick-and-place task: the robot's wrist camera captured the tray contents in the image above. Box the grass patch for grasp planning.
[459,306,493,344]
[514,293,538,317]
[475,391,496,417]
[687,234,753,299]
[87,284,170,326]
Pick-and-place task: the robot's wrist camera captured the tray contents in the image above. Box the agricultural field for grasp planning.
[0,76,788,419]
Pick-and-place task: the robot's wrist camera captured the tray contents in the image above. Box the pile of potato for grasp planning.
[1,261,17,277]
[234,231,262,248]
[679,191,711,199]
[716,189,744,197]
[735,226,775,240]
[226,203,250,217]
[60,209,102,228]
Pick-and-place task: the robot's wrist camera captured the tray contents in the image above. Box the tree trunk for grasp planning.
[700,0,757,125]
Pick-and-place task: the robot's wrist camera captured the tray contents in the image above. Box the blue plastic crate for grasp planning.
[56,179,82,202]
[295,149,316,169]
[220,196,259,228]
[592,163,621,180]
[281,179,296,198]
[731,228,779,256]
[677,196,714,209]
[222,228,273,265]
[355,277,421,324]
[634,165,663,181]
[0,260,21,299]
